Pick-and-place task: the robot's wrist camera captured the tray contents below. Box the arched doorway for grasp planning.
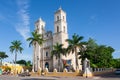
[45,62,49,69]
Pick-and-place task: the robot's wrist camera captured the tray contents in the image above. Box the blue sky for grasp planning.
[0,0,120,62]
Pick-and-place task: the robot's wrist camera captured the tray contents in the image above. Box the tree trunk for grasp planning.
[58,58,60,72]
[0,59,2,66]
[15,51,17,65]
[75,49,78,70]
[42,44,44,71]
[32,45,35,72]
[38,45,41,71]
[15,51,17,74]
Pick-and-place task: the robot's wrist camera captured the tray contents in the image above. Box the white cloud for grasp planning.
[114,50,120,53]
[16,0,30,40]
[88,15,97,24]
[113,50,120,58]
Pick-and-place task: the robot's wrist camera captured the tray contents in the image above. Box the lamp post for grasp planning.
[42,46,44,72]
[37,56,39,71]
[86,68,87,78]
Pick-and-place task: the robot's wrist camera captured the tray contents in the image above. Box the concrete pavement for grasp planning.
[0,72,120,80]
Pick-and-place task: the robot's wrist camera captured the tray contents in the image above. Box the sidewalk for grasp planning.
[0,75,100,80]
[20,76,98,80]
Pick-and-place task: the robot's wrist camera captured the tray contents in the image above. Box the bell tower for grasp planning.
[53,7,68,48]
[53,7,69,71]
[54,7,67,34]
[33,18,45,72]
[35,18,45,34]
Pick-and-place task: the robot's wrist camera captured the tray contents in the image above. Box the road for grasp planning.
[0,72,120,80]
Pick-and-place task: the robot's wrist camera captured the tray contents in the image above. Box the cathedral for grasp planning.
[33,7,82,72]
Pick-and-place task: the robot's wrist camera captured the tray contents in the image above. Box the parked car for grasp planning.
[115,69,120,75]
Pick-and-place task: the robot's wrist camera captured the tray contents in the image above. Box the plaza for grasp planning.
[0,0,120,80]
[0,72,120,80]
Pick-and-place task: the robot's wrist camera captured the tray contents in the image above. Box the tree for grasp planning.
[25,60,32,72]
[27,31,44,72]
[51,43,66,72]
[26,60,32,67]
[80,38,115,68]
[95,45,114,68]
[16,60,26,66]
[79,38,98,67]
[112,58,120,68]
[16,59,32,71]
[16,59,32,66]
[66,33,86,70]
[9,40,23,65]
[0,52,8,66]
[27,31,44,47]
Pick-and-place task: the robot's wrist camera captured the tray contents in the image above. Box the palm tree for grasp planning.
[51,43,66,72]
[0,52,8,66]
[27,31,44,47]
[9,40,23,65]
[27,31,44,72]
[66,33,86,70]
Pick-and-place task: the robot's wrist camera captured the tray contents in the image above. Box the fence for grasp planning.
[44,68,81,77]
[91,68,114,76]
[30,68,114,77]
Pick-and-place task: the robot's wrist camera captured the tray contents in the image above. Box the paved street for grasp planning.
[0,72,120,80]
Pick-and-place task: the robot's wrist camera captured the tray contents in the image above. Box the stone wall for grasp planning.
[44,68,81,77]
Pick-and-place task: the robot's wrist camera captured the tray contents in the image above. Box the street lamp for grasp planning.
[37,56,39,71]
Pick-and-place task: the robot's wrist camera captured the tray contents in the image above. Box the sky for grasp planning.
[0,0,120,62]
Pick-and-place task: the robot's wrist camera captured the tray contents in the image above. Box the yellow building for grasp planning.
[1,62,23,74]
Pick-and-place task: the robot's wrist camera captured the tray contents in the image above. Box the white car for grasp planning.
[115,69,120,75]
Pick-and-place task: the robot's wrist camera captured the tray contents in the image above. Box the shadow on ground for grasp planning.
[21,78,56,80]
[95,72,120,78]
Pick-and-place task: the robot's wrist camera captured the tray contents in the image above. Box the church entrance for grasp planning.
[45,62,49,69]
[63,59,73,71]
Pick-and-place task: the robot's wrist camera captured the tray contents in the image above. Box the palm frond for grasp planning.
[27,31,44,47]
[51,43,66,59]
[9,40,23,54]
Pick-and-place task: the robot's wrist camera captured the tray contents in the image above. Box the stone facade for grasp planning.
[33,8,82,72]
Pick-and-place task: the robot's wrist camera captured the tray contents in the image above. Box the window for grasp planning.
[64,26,65,33]
[57,16,59,21]
[36,25,39,31]
[41,25,43,30]
[46,52,48,57]
[37,25,38,29]
[45,62,49,69]
[63,16,64,20]
[57,26,59,32]
[47,34,48,37]
[37,28,39,32]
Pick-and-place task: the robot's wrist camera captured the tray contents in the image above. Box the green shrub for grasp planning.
[4,66,11,72]
[23,66,32,72]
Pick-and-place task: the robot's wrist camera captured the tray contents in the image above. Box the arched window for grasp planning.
[57,26,59,32]
[36,25,39,32]
[57,16,59,21]
[63,16,64,20]
[45,62,49,69]
[41,25,43,30]
[64,26,65,33]
[37,25,38,29]
[47,34,48,37]
[46,52,48,57]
